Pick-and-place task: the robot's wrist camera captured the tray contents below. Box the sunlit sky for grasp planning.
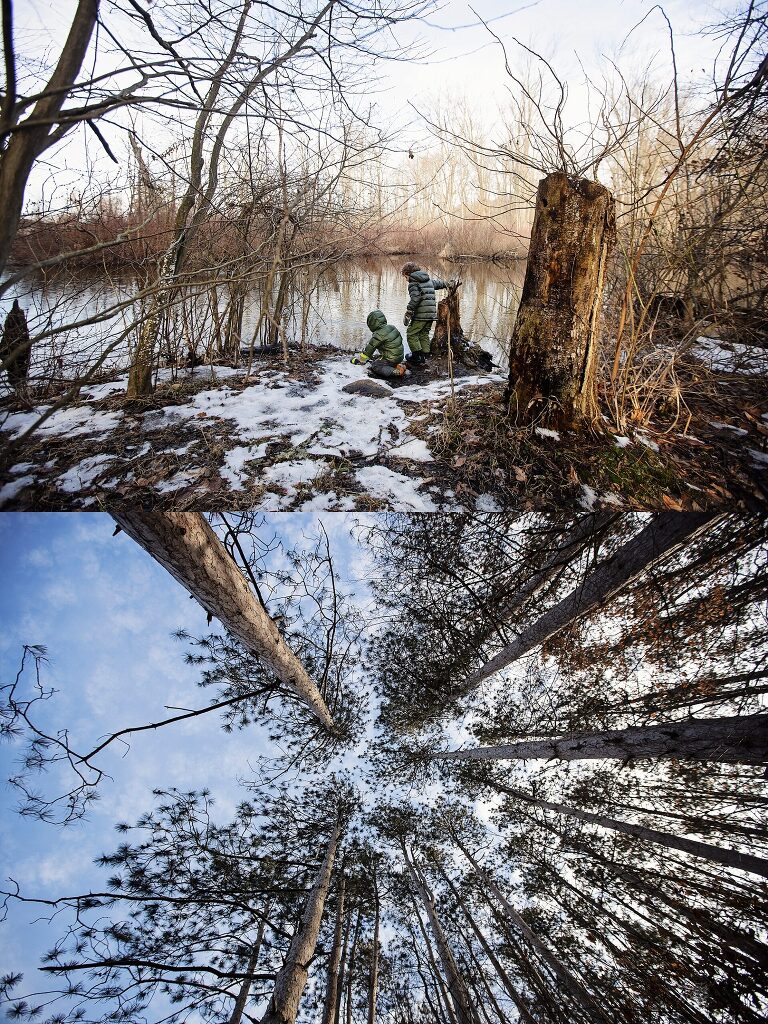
[0,512,373,1006]
[14,0,730,205]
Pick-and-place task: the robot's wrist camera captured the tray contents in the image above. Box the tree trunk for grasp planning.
[459,512,720,694]
[437,864,538,1024]
[321,872,346,1024]
[228,912,269,1024]
[367,876,380,1024]
[431,287,464,357]
[438,714,768,767]
[344,909,361,1024]
[402,844,479,1024]
[260,819,342,1024]
[486,781,768,878]
[0,0,99,277]
[111,513,336,732]
[506,171,615,429]
[454,838,612,1024]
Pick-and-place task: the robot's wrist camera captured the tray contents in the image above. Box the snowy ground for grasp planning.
[0,357,501,510]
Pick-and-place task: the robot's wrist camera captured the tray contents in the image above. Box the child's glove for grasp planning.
[350,353,369,365]
[403,313,412,327]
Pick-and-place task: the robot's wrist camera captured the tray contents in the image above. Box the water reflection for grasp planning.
[3,257,524,388]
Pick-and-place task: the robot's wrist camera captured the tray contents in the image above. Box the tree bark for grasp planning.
[228,912,269,1024]
[486,781,768,878]
[260,819,342,1024]
[111,513,336,732]
[454,838,612,1024]
[459,512,720,694]
[0,0,99,277]
[402,844,479,1024]
[367,874,380,1024]
[321,871,346,1024]
[437,714,768,767]
[506,171,615,429]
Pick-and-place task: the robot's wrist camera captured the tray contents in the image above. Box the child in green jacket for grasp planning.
[351,310,407,379]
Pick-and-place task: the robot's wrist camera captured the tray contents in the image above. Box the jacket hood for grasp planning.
[367,309,387,330]
[410,270,431,284]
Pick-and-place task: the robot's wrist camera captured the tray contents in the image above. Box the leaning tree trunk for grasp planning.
[507,171,615,429]
[260,819,342,1024]
[402,844,480,1024]
[458,511,720,695]
[321,871,346,1024]
[486,781,768,879]
[436,713,768,767]
[455,839,613,1024]
[111,513,336,732]
[228,911,270,1024]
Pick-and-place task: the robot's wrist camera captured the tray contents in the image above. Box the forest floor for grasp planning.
[0,339,766,511]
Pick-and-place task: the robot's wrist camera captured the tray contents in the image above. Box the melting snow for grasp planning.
[0,474,37,507]
[475,494,502,512]
[614,436,631,448]
[535,427,561,440]
[56,454,116,492]
[709,421,749,437]
[355,465,438,510]
[388,437,434,462]
[692,337,768,375]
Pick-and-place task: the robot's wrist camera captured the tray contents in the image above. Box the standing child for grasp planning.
[400,262,456,366]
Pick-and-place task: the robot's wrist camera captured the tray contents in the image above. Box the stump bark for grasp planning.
[507,172,615,429]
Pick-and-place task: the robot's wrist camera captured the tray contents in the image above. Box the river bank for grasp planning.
[1,340,766,512]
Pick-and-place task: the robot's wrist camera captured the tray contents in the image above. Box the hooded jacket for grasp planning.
[362,310,405,363]
[406,269,449,321]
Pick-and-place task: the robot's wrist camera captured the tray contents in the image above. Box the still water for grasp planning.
[2,257,524,388]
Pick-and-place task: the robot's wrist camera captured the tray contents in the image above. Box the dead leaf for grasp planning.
[513,466,527,483]
[662,494,684,511]
[453,455,467,468]
[567,465,580,485]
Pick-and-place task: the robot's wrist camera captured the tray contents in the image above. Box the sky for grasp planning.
[0,512,374,1013]
[13,0,733,208]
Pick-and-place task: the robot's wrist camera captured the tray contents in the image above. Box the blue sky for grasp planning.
[0,512,372,1010]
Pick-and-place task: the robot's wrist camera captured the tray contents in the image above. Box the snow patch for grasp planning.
[614,436,631,448]
[0,474,36,507]
[535,427,561,440]
[635,433,659,452]
[475,494,502,512]
[296,492,357,511]
[579,484,598,510]
[355,465,438,510]
[692,337,768,375]
[2,405,123,440]
[388,437,434,462]
[55,454,116,493]
[709,420,748,437]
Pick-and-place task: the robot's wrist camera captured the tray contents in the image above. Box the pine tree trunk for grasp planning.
[460,512,720,694]
[506,171,615,429]
[402,845,479,1024]
[437,714,768,767]
[260,819,342,1024]
[489,782,768,878]
[367,878,380,1024]
[455,838,612,1024]
[111,513,336,732]
[437,864,538,1024]
[321,872,346,1024]
[228,913,269,1024]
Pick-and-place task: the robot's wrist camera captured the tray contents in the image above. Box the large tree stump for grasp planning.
[507,172,615,429]
[431,286,464,356]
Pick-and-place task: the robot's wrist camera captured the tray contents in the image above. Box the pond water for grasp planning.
[1,256,524,391]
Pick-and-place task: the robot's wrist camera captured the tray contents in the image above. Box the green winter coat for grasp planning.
[362,310,404,363]
[406,270,449,321]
